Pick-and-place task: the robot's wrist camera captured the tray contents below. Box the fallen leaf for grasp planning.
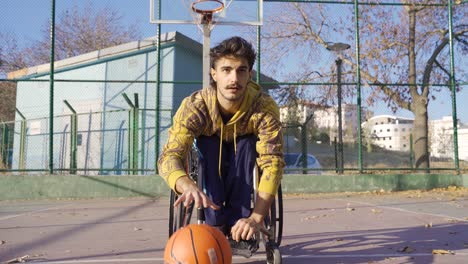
[302,214,330,221]
[346,207,355,211]
[432,249,454,255]
[424,223,433,228]
[0,240,6,245]
[5,255,30,263]
[371,208,382,214]
[301,216,319,221]
[133,227,142,231]
[397,246,415,253]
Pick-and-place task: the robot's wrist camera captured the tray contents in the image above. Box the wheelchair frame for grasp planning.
[168,143,283,264]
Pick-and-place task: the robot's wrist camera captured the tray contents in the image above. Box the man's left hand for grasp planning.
[230,217,263,242]
[230,191,274,241]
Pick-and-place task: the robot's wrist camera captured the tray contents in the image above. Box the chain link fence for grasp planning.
[1,0,466,175]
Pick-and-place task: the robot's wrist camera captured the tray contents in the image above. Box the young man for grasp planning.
[158,36,284,256]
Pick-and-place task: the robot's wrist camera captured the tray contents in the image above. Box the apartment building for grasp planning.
[279,102,366,142]
[362,115,414,151]
[430,116,468,161]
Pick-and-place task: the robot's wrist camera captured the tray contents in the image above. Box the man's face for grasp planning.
[211,56,252,103]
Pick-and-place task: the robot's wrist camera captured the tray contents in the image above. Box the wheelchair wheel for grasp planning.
[168,146,199,237]
[168,191,194,237]
[266,246,282,264]
[264,184,283,246]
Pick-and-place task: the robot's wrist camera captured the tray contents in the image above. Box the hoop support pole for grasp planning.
[202,24,212,89]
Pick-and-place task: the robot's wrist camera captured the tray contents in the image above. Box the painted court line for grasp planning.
[15,256,265,263]
[334,198,468,222]
[19,253,468,263]
[0,204,72,221]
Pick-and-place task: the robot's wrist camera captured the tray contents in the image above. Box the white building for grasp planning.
[458,126,468,161]
[279,102,367,142]
[430,116,468,161]
[279,101,318,124]
[362,115,414,151]
[314,104,365,142]
[430,116,455,159]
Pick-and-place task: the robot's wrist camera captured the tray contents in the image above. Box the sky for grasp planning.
[1,0,467,123]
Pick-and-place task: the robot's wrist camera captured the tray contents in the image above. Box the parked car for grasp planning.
[284,153,322,174]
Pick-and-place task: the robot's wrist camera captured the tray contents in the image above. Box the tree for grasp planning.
[261,1,467,170]
[0,32,25,122]
[0,3,141,120]
[22,3,141,64]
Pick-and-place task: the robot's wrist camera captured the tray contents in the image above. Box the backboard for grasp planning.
[150,0,263,26]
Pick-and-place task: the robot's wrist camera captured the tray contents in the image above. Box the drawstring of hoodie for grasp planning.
[218,123,238,178]
[218,123,223,177]
[234,123,237,154]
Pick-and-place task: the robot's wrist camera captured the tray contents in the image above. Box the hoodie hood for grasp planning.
[201,80,261,136]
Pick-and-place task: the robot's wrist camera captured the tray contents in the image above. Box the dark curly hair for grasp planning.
[209,36,256,87]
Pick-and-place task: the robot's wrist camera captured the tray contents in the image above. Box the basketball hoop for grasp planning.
[191,0,225,24]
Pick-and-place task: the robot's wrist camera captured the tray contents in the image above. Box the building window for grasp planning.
[387,129,390,132]
[403,144,407,148]
[77,134,83,146]
[374,130,376,133]
[402,128,406,132]
[380,129,383,132]
[394,128,398,132]
[389,137,392,140]
[383,137,386,141]
[389,145,392,148]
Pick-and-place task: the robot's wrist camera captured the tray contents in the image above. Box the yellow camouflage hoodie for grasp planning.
[158,80,284,195]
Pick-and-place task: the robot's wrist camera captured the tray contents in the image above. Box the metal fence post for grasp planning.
[16,109,27,171]
[49,0,56,174]
[123,93,138,175]
[301,124,307,174]
[133,93,139,175]
[0,123,9,167]
[64,100,77,174]
[447,0,459,172]
[410,134,414,170]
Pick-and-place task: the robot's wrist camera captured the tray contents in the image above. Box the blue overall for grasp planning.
[196,134,257,229]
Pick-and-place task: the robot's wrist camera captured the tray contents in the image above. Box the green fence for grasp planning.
[0,0,466,175]
[0,107,173,175]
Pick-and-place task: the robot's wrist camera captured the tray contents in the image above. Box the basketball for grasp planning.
[164,223,232,264]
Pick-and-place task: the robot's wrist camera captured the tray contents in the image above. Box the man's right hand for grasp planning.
[174,176,220,210]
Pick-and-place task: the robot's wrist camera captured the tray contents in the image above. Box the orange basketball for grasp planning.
[164,223,232,264]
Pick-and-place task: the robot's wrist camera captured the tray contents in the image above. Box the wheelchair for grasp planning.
[168,143,283,264]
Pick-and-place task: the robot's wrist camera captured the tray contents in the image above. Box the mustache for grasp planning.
[226,85,243,89]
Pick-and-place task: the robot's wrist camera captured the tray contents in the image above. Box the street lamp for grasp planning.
[326,42,350,174]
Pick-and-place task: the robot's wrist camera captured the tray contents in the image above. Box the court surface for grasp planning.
[1,188,467,264]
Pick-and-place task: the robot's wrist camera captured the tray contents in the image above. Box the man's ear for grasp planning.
[210,68,217,82]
